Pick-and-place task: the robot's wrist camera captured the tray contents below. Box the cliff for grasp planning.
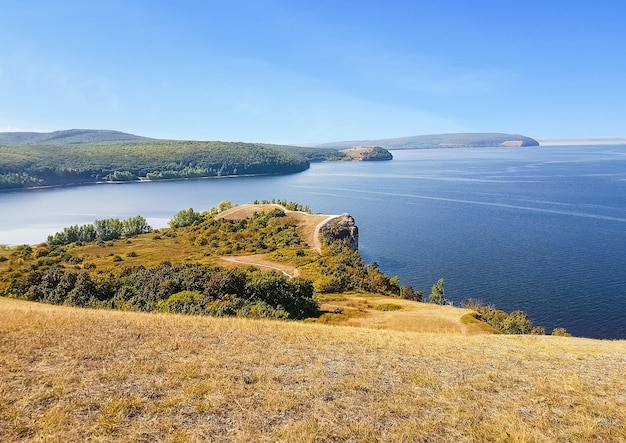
[319,213,359,249]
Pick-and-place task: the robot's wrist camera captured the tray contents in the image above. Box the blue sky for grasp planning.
[1,0,625,144]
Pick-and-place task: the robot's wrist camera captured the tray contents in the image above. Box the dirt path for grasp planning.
[218,255,298,278]
[312,214,339,252]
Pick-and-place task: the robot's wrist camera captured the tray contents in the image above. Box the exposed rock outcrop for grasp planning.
[319,213,359,250]
[340,146,393,161]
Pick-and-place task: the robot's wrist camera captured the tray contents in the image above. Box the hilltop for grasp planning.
[0,129,154,145]
[315,132,539,150]
[1,297,624,442]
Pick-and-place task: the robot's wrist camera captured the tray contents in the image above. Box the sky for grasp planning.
[1,0,625,144]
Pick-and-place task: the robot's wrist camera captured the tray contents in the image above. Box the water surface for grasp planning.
[2,145,625,339]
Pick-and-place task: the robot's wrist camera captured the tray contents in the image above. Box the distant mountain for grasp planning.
[0,129,154,145]
[314,133,539,150]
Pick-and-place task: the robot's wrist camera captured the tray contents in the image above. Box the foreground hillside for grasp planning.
[1,297,624,442]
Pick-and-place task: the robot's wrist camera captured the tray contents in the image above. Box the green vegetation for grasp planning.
[0,202,396,321]
[0,141,312,189]
[0,130,393,190]
[429,277,446,304]
[399,284,423,301]
[462,299,549,335]
[47,216,151,246]
[0,201,558,335]
[3,261,317,320]
[551,327,572,337]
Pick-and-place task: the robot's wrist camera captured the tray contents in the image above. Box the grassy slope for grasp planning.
[2,205,624,441]
[1,297,624,442]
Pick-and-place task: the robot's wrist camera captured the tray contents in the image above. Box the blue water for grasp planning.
[1,145,625,339]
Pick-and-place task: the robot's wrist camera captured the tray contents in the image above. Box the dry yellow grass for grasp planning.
[316,293,497,335]
[1,297,624,442]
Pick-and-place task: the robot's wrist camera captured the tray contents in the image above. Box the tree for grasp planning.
[169,208,204,228]
[429,278,445,305]
[400,285,422,302]
[218,200,233,212]
[122,215,152,237]
[65,273,98,307]
[94,218,123,241]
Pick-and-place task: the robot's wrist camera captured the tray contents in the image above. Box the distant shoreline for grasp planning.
[0,171,301,194]
[539,137,626,146]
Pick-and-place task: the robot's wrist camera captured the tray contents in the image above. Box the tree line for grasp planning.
[3,262,318,320]
[47,216,152,246]
[0,141,325,189]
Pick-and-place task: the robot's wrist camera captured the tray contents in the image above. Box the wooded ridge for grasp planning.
[0,130,369,190]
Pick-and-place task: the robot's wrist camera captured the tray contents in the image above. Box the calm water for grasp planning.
[1,145,625,339]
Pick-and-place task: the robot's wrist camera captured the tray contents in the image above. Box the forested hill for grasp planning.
[0,140,317,190]
[315,132,539,150]
[0,129,154,145]
[0,130,375,190]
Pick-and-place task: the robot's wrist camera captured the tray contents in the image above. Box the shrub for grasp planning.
[236,301,289,319]
[552,327,572,337]
[376,303,402,311]
[400,285,422,302]
[157,290,205,315]
[461,299,545,335]
[11,245,33,259]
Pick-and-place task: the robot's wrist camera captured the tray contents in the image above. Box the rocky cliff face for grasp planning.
[319,214,359,250]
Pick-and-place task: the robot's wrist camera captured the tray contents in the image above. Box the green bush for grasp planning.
[461,299,546,335]
[157,290,205,315]
[236,301,289,319]
[551,327,572,337]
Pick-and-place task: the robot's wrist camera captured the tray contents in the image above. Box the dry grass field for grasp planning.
[1,297,624,442]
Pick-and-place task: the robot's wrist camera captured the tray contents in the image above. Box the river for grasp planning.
[2,145,626,339]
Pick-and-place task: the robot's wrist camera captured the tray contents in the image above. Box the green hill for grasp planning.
[0,129,395,190]
[0,129,154,145]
